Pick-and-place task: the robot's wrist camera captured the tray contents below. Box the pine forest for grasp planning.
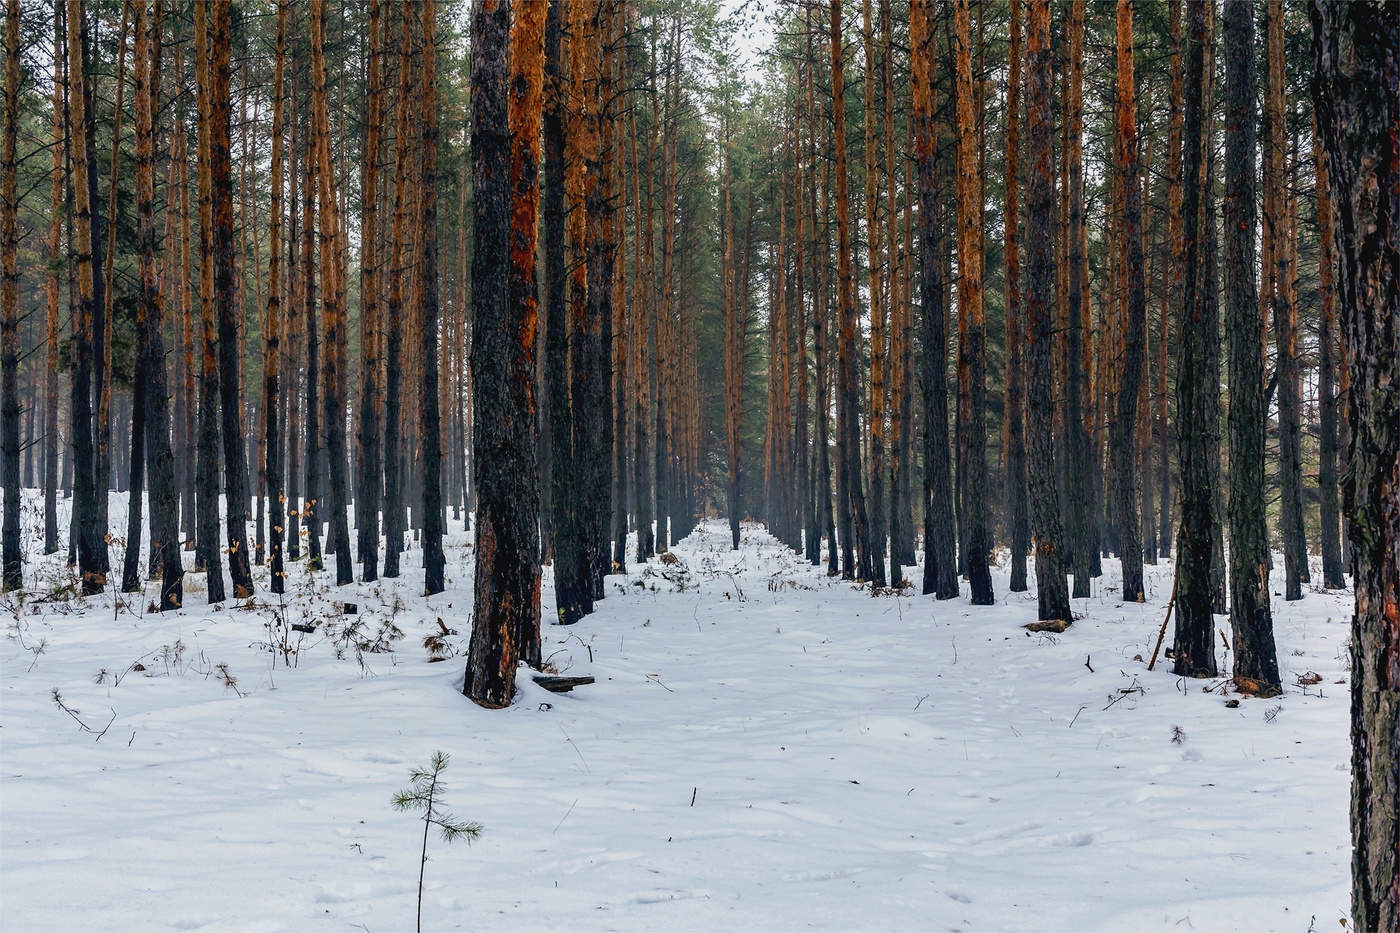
[1,0,1397,928]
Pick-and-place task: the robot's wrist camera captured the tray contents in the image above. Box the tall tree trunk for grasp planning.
[1313,116,1344,589]
[205,0,252,597]
[418,0,445,595]
[1024,0,1071,624]
[265,0,288,594]
[1311,6,1400,926]
[1267,0,1305,601]
[175,35,196,555]
[911,0,956,599]
[1110,0,1146,603]
[1222,0,1279,696]
[310,0,350,586]
[0,0,18,591]
[66,0,105,594]
[130,0,181,610]
[503,0,544,651]
[43,18,63,557]
[862,0,888,586]
[545,0,581,596]
[1171,0,1218,678]
[830,0,872,582]
[382,2,415,578]
[1065,0,1092,598]
[1003,0,1027,594]
[466,0,541,709]
[722,114,743,550]
[1158,0,1182,559]
[355,0,384,584]
[953,0,992,604]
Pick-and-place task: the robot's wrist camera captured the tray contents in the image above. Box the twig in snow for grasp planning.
[552,798,578,834]
[559,726,590,773]
[1084,654,1094,673]
[50,689,115,741]
[1069,705,1087,728]
[913,693,929,711]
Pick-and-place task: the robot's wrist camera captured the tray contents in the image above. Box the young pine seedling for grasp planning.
[392,751,482,933]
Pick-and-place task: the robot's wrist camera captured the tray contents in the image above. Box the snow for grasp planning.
[2,490,1353,931]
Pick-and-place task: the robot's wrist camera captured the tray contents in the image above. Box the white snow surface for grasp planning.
[1,491,1353,931]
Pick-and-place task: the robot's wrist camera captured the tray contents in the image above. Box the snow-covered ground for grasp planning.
[1,490,1352,931]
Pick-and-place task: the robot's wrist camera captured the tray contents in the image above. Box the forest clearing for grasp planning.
[1,0,1396,927]
[3,495,1355,930]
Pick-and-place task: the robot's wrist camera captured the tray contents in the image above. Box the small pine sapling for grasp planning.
[392,751,482,933]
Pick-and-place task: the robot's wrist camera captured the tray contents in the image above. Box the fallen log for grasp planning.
[532,675,595,693]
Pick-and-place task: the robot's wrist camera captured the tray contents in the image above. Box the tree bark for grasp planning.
[1223,0,1280,696]
[504,0,545,652]
[465,0,541,709]
[1310,4,1400,926]
[0,0,19,591]
[1024,0,1071,624]
[130,0,181,610]
[911,0,957,600]
[1171,0,1218,679]
[953,0,992,604]
[1110,0,1145,603]
[418,0,445,596]
[1313,115,1344,589]
[66,0,105,595]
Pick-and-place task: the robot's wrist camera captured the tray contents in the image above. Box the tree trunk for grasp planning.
[1266,0,1305,601]
[1310,6,1400,927]
[465,0,541,709]
[953,0,992,604]
[355,0,384,585]
[265,0,288,594]
[830,0,873,582]
[0,0,19,591]
[204,0,252,598]
[1170,0,1218,679]
[382,2,415,579]
[503,0,544,650]
[66,0,105,595]
[1220,0,1280,696]
[1159,0,1183,559]
[1110,0,1145,604]
[130,0,181,610]
[544,0,580,594]
[1313,115,1344,589]
[43,19,63,557]
[418,0,445,596]
[1065,0,1092,599]
[911,0,957,600]
[1024,0,1071,624]
[1003,0,1027,594]
[862,0,887,587]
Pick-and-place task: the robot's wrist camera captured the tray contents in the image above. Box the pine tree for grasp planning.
[1222,0,1279,696]
[910,0,956,600]
[265,0,289,595]
[953,0,992,605]
[1024,0,1070,625]
[1310,5,1400,925]
[504,0,545,655]
[830,0,872,582]
[66,0,105,595]
[0,0,19,592]
[465,0,542,709]
[418,0,445,596]
[1171,0,1218,679]
[1110,0,1146,604]
[131,0,181,610]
